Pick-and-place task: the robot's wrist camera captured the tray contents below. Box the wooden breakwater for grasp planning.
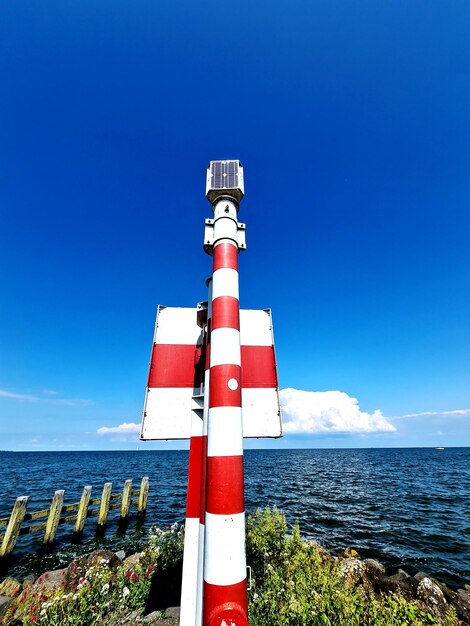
[0,477,149,559]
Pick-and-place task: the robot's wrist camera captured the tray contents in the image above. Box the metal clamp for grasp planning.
[203,219,247,254]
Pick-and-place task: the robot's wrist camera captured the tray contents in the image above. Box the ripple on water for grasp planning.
[0,448,469,588]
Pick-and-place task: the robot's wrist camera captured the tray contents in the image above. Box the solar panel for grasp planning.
[206,160,244,203]
[211,160,238,189]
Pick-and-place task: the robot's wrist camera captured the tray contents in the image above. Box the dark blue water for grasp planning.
[0,448,468,588]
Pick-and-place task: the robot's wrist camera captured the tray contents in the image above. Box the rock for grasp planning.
[33,568,67,592]
[86,549,121,569]
[165,607,180,619]
[434,580,457,606]
[66,549,121,585]
[382,569,417,598]
[454,588,470,622]
[120,608,144,624]
[22,574,35,590]
[0,595,13,618]
[417,576,448,617]
[142,610,165,624]
[115,550,126,561]
[0,577,21,597]
[339,558,367,589]
[363,559,386,589]
[141,607,179,625]
[414,571,429,583]
[124,552,143,569]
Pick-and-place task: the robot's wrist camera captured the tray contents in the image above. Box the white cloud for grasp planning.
[0,388,91,406]
[97,422,141,436]
[0,389,38,401]
[393,409,470,419]
[280,388,396,435]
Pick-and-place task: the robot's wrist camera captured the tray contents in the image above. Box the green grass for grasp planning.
[246,507,459,626]
[0,510,460,625]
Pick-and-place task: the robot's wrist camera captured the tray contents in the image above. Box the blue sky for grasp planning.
[0,0,469,450]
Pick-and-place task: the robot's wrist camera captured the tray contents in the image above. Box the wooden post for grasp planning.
[0,496,29,558]
[120,480,133,519]
[43,490,65,545]
[137,476,149,517]
[97,482,112,528]
[74,486,92,536]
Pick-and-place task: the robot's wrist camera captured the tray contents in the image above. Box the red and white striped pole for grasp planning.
[180,317,206,625]
[181,284,212,626]
[196,279,212,626]
[203,196,248,626]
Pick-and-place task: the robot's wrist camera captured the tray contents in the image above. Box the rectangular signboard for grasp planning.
[140,306,282,440]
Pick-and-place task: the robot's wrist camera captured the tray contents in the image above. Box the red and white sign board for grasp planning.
[140,305,282,440]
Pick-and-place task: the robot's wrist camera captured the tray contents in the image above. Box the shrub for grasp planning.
[246,508,459,626]
[0,515,460,626]
[0,522,185,626]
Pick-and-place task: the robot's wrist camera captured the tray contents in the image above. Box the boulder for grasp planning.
[417,576,448,617]
[33,568,67,592]
[120,608,143,624]
[124,552,143,570]
[0,577,21,597]
[21,574,35,590]
[434,580,457,606]
[115,550,126,561]
[86,549,121,569]
[339,558,368,589]
[414,571,430,583]
[0,595,13,618]
[142,610,165,624]
[363,559,386,589]
[66,549,121,585]
[454,588,470,623]
[381,569,417,598]
[141,607,180,625]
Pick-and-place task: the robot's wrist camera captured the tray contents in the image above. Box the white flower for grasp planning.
[253,593,259,600]
[101,583,110,595]
[122,586,130,598]
[40,609,47,616]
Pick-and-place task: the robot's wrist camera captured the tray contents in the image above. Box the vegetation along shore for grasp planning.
[0,508,468,625]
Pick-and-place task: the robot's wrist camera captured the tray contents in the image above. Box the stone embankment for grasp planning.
[0,546,469,624]
[336,548,469,624]
[0,549,180,625]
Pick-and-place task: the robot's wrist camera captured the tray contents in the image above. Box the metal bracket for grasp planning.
[203,219,247,254]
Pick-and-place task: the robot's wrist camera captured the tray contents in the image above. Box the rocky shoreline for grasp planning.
[0,544,469,625]
[335,548,469,624]
[0,548,181,625]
